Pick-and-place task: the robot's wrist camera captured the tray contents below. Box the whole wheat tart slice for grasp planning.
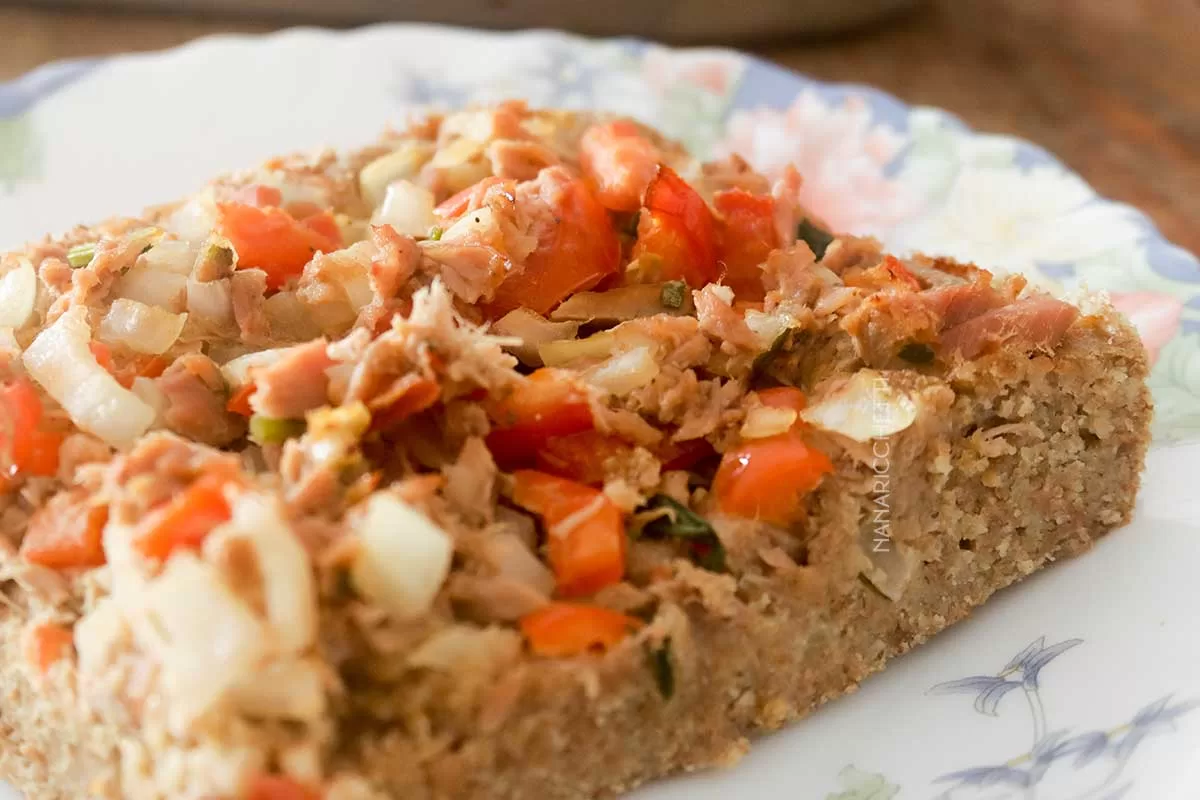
[0,105,1150,800]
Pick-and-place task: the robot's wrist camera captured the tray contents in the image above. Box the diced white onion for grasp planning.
[740,405,798,439]
[264,291,323,341]
[130,377,168,427]
[0,327,18,352]
[219,346,297,387]
[99,299,187,355]
[164,191,219,243]
[204,493,317,655]
[800,370,918,442]
[430,137,491,195]
[479,532,555,596]
[131,553,268,729]
[22,305,155,449]
[0,257,37,328]
[371,180,436,238]
[350,494,453,620]
[744,309,796,350]
[859,537,916,602]
[343,273,373,311]
[491,308,579,366]
[538,331,615,367]
[584,345,660,396]
[408,625,521,673]
[74,596,130,678]
[359,142,436,207]
[113,265,188,312]
[230,658,326,722]
[186,278,235,326]
[137,239,196,276]
[550,283,692,323]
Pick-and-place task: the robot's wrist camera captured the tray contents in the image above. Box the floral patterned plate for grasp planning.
[2,25,1198,800]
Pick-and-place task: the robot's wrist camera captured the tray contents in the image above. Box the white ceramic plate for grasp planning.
[2,25,1198,800]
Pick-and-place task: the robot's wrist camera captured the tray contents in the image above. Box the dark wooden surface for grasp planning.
[1,0,1197,254]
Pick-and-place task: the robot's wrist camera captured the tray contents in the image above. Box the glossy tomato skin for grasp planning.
[713,434,832,527]
[520,602,640,657]
[631,165,720,288]
[511,470,626,597]
[714,188,779,301]
[485,171,621,318]
[485,369,596,469]
[578,121,660,213]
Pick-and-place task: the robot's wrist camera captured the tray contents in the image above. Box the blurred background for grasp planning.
[0,0,1197,254]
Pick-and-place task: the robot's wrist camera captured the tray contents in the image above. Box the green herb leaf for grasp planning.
[898,341,935,364]
[66,242,97,269]
[646,638,675,700]
[428,225,444,241]
[660,280,687,310]
[249,415,306,445]
[796,218,835,261]
[639,495,728,573]
[751,328,793,377]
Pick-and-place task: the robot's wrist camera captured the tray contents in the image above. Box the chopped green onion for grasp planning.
[751,328,794,377]
[639,495,728,573]
[645,638,675,700]
[660,280,687,310]
[66,242,97,269]
[796,218,835,261]
[248,415,306,445]
[898,341,935,364]
[428,226,444,241]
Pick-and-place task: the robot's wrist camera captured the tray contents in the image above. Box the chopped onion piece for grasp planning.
[584,345,660,396]
[859,536,916,602]
[164,191,219,243]
[538,331,615,367]
[740,406,798,439]
[22,305,155,449]
[799,370,918,442]
[550,283,693,323]
[479,532,555,596]
[409,625,521,673]
[744,309,797,350]
[219,346,300,387]
[430,137,491,195]
[206,493,317,654]
[132,553,268,729]
[0,257,36,328]
[350,494,453,620]
[130,377,168,427]
[372,180,437,238]
[186,277,235,327]
[138,239,196,275]
[113,264,188,312]
[99,299,187,355]
[359,142,436,207]
[492,308,580,366]
[230,657,326,722]
[74,597,129,678]
[0,327,18,352]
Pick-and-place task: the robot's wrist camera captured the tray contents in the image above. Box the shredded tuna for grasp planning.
[941,296,1079,359]
[770,165,803,248]
[487,139,559,181]
[441,438,497,525]
[356,225,421,332]
[46,230,157,323]
[230,268,270,345]
[694,285,760,351]
[700,154,771,197]
[159,354,246,446]
[251,339,334,420]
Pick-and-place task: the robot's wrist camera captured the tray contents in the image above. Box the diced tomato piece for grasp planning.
[216,203,342,291]
[485,174,621,318]
[134,471,237,561]
[88,341,137,389]
[755,386,807,417]
[136,355,171,380]
[520,602,641,657]
[656,437,716,472]
[299,210,342,244]
[535,430,631,486]
[1,379,63,489]
[712,434,832,527]
[632,166,719,288]
[226,382,257,417]
[578,121,660,213]
[714,188,779,302]
[434,176,506,220]
[231,184,284,208]
[370,376,441,432]
[512,470,626,597]
[246,775,322,800]
[485,369,595,469]
[24,623,74,674]
[20,492,108,569]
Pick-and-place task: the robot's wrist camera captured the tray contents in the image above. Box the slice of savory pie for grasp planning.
[0,102,1150,800]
